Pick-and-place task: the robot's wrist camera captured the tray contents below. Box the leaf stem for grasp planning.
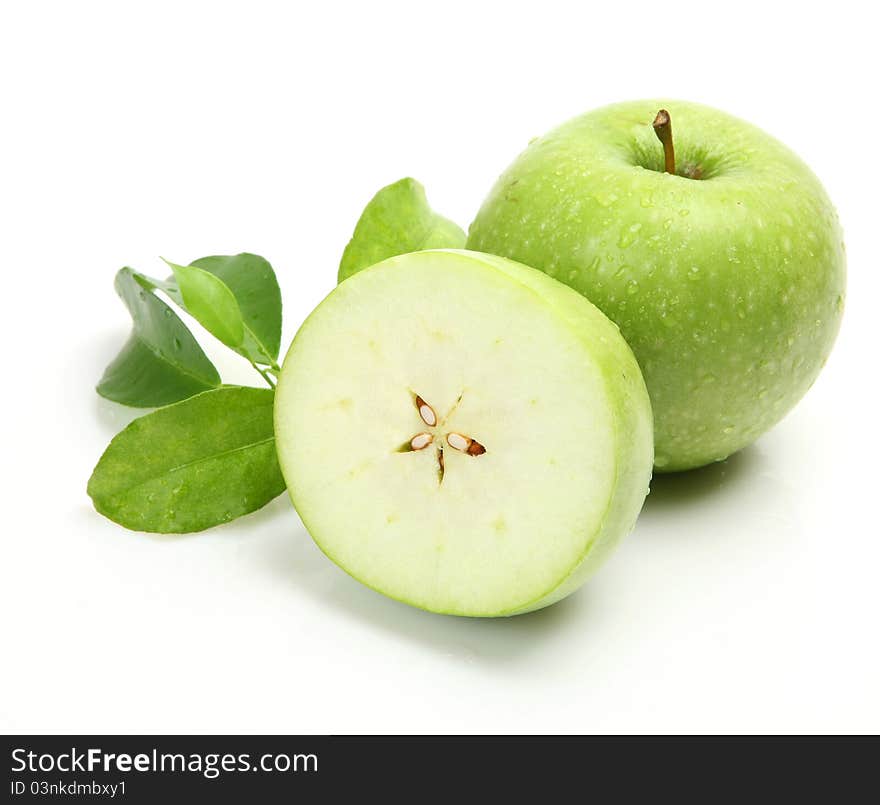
[251,362,277,389]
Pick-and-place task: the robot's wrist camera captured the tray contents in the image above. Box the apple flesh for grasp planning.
[467,100,846,471]
[275,250,653,616]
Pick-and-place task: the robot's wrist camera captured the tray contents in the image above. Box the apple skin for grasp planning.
[467,100,846,471]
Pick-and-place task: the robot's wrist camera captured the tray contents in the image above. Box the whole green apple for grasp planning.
[467,100,846,471]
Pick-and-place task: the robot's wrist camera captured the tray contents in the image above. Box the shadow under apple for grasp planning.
[256,510,597,666]
[251,446,778,663]
[643,445,762,512]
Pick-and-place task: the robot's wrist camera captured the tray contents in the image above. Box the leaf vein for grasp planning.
[113,435,277,496]
[133,332,218,388]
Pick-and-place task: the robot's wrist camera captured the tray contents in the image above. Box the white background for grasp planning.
[1,1,877,734]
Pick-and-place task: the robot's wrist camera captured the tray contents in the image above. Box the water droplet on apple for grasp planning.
[722,426,734,435]
[595,192,619,208]
[617,223,642,249]
[626,280,639,296]
[687,266,701,281]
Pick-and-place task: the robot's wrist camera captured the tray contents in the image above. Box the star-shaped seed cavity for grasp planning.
[404,394,486,483]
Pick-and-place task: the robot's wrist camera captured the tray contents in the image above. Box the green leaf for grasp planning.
[191,253,282,362]
[97,268,221,407]
[338,177,466,282]
[87,386,285,533]
[163,259,245,348]
[161,254,281,366]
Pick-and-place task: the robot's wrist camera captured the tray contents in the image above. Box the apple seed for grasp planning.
[447,432,487,456]
[410,432,433,451]
[416,395,437,426]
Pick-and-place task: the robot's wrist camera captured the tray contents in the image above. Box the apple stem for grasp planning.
[652,109,676,175]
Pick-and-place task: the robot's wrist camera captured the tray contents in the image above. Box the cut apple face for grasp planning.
[275,250,653,616]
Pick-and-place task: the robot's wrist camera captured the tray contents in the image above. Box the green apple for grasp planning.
[467,100,846,471]
[275,249,652,616]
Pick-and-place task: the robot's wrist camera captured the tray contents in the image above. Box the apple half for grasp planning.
[275,250,653,616]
